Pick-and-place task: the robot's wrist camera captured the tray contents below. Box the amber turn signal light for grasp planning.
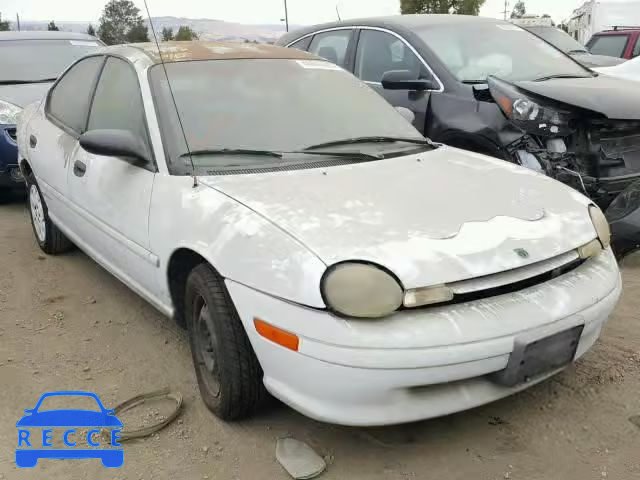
[254,318,299,351]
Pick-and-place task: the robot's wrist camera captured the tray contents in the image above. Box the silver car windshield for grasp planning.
[149,58,424,169]
[417,23,591,83]
[0,39,102,82]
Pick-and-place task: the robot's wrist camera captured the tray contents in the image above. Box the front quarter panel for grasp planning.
[150,175,328,309]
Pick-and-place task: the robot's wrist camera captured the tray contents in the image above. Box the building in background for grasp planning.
[568,0,640,44]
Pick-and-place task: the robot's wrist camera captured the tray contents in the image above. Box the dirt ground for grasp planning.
[1,195,639,480]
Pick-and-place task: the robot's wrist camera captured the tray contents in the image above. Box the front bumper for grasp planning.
[227,248,621,426]
[0,123,22,189]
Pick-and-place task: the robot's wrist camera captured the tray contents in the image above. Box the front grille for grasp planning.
[6,128,17,141]
[405,250,585,311]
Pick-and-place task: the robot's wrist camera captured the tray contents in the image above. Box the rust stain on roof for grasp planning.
[129,41,318,63]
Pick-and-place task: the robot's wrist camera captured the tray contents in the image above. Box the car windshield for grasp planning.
[417,22,591,83]
[0,39,102,83]
[526,26,587,53]
[150,58,424,169]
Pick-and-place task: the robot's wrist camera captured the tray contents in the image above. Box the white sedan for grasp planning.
[17,41,621,426]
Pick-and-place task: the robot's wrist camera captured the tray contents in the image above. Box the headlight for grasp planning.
[0,99,22,125]
[589,204,611,249]
[322,262,403,318]
[488,76,575,137]
[605,180,640,223]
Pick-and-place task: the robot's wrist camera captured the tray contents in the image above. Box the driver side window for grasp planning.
[87,56,151,165]
[355,30,430,84]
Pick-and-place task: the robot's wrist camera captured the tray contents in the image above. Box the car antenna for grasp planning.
[143,0,198,188]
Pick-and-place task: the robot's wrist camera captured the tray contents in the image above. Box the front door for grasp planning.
[66,56,158,296]
[353,29,435,133]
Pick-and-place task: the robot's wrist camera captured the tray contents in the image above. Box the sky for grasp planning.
[0,0,586,25]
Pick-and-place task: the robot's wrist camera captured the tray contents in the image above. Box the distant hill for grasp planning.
[8,17,303,43]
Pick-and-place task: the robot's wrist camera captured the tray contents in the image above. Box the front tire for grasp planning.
[26,173,73,254]
[185,263,267,420]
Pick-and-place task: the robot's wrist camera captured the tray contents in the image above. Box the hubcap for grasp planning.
[29,185,46,243]
[195,298,220,396]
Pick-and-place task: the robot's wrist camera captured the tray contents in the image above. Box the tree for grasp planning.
[125,20,149,43]
[87,24,96,36]
[400,0,486,15]
[174,26,198,41]
[47,21,59,31]
[0,14,9,31]
[161,27,174,41]
[510,0,526,19]
[97,0,150,45]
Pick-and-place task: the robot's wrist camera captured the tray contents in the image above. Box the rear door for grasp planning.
[27,55,105,229]
[353,28,439,132]
[306,29,356,71]
[65,56,158,294]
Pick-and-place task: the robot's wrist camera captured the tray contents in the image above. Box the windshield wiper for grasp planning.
[462,79,488,84]
[533,73,593,82]
[179,148,283,158]
[567,49,588,54]
[304,136,431,151]
[0,78,57,85]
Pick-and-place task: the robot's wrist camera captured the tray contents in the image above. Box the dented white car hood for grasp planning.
[199,147,597,289]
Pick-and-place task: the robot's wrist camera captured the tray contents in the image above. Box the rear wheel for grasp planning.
[26,173,73,254]
[185,263,267,420]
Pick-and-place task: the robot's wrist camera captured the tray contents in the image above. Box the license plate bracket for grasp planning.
[491,325,584,387]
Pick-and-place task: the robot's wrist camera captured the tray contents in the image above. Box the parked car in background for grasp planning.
[523,25,624,68]
[278,14,640,256]
[587,27,640,59]
[17,41,620,426]
[0,31,102,199]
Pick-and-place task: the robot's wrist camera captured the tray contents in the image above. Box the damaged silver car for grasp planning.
[278,15,640,256]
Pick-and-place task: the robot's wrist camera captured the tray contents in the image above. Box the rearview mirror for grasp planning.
[382,70,436,91]
[79,129,148,164]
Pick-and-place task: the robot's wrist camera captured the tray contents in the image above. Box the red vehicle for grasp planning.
[587,27,640,59]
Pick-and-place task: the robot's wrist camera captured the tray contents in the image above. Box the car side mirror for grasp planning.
[79,129,148,164]
[382,70,436,91]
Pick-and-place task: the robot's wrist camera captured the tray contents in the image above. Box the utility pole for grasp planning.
[283,0,289,32]
[16,12,20,31]
[501,0,509,20]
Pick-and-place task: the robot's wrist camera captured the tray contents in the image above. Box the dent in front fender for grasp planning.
[149,175,327,308]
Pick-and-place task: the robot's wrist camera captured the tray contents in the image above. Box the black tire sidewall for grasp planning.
[185,268,228,415]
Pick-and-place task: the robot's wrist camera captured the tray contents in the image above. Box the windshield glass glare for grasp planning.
[0,39,102,82]
[527,26,587,53]
[418,23,590,83]
[150,58,423,169]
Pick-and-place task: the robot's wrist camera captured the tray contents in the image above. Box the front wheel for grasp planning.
[185,263,267,420]
[26,173,73,255]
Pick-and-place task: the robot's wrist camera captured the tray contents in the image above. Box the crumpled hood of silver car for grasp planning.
[200,147,596,288]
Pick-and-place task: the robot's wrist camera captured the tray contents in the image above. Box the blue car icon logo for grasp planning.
[16,391,123,468]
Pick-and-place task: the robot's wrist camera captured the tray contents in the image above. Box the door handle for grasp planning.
[29,135,37,148]
[73,160,87,177]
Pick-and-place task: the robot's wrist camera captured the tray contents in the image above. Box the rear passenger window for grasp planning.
[308,30,352,67]
[633,37,640,58]
[47,56,104,134]
[88,57,149,154]
[290,36,312,51]
[588,34,629,58]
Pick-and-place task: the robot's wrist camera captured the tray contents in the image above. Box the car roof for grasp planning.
[595,28,640,35]
[104,40,319,68]
[0,31,99,41]
[278,14,512,44]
